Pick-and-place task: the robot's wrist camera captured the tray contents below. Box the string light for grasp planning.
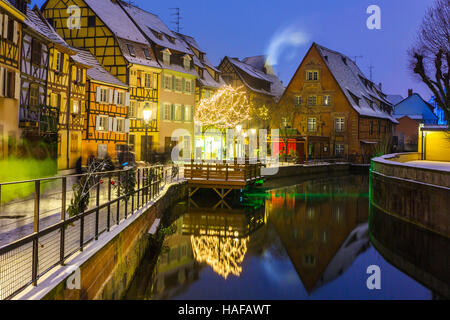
[195,85,252,129]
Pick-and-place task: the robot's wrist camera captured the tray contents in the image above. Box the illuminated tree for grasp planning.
[195,85,252,130]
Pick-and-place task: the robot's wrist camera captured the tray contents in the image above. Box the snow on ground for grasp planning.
[405,161,450,172]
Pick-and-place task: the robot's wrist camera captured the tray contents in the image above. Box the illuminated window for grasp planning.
[129,101,137,118]
[184,106,193,122]
[335,144,345,156]
[116,118,125,132]
[97,116,108,131]
[162,50,171,65]
[99,88,109,103]
[335,117,345,132]
[117,91,125,106]
[72,100,80,114]
[144,73,152,88]
[324,95,331,106]
[307,118,316,132]
[303,255,316,266]
[164,75,171,89]
[295,96,302,106]
[163,103,171,120]
[175,105,182,121]
[55,52,63,72]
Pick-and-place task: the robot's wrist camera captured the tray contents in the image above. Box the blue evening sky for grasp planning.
[31,0,434,100]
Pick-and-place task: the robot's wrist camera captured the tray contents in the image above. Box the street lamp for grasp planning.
[143,105,153,163]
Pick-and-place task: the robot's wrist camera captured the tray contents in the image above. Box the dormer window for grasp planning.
[199,68,204,79]
[183,55,191,71]
[149,28,163,40]
[162,49,171,65]
[127,44,136,57]
[143,48,151,60]
[199,52,205,61]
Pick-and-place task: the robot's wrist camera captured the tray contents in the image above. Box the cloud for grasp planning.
[266,26,309,66]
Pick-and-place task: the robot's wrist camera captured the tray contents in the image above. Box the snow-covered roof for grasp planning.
[394,94,438,122]
[24,7,74,53]
[72,49,127,88]
[226,56,285,101]
[119,1,190,54]
[84,0,149,45]
[314,43,398,123]
[386,94,404,105]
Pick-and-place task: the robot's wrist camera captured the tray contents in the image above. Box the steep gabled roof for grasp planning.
[72,49,127,88]
[394,93,438,122]
[24,6,75,54]
[313,43,397,123]
[83,0,148,45]
[223,56,284,101]
[119,1,190,54]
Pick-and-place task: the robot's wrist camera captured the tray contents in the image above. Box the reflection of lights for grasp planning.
[191,235,249,279]
[236,125,242,132]
[250,129,257,135]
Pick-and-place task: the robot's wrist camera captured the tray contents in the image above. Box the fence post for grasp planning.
[95,175,100,240]
[137,168,140,209]
[80,213,84,252]
[116,171,120,225]
[60,177,66,265]
[32,180,40,286]
[107,173,111,232]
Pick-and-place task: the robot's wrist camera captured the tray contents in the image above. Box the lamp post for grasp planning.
[143,106,153,164]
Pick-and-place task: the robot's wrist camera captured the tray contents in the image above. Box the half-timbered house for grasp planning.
[0,0,26,158]
[20,6,57,151]
[41,0,160,162]
[279,43,398,163]
[74,48,130,164]
[119,2,197,156]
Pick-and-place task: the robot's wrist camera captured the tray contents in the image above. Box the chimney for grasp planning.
[378,82,382,91]
[408,89,413,97]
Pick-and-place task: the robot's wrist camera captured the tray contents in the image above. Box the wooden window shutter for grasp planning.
[95,115,101,131]
[63,54,69,73]
[124,119,130,133]
[96,87,101,102]
[161,74,165,88]
[170,104,175,121]
[112,118,118,132]
[191,106,194,122]
[13,21,18,44]
[172,76,175,90]
[181,105,185,121]
[14,72,20,99]
[0,67,4,97]
[3,15,8,39]
[113,90,118,105]
[108,117,113,131]
[108,89,113,103]
[0,15,3,38]
[182,78,186,92]
[191,80,195,94]
[125,92,130,106]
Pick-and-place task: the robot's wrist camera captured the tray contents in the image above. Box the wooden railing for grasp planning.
[184,160,263,183]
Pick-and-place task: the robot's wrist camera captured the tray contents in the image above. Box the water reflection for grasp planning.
[125,174,442,300]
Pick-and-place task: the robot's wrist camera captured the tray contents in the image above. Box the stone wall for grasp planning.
[42,182,188,300]
[263,163,350,180]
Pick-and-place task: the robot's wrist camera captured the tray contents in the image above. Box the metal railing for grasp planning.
[0,165,180,300]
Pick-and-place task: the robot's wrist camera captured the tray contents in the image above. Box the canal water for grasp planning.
[124,174,449,300]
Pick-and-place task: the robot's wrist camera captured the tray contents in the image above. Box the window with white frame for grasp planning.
[335,117,345,132]
[144,73,152,88]
[175,78,182,92]
[307,95,317,106]
[184,106,192,122]
[183,56,191,70]
[116,118,125,132]
[163,103,171,120]
[97,116,108,131]
[162,50,171,65]
[56,52,63,72]
[129,101,137,118]
[117,91,125,106]
[185,79,191,93]
[99,88,108,103]
[163,75,171,90]
[335,144,345,156]
[307,118,316,132]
